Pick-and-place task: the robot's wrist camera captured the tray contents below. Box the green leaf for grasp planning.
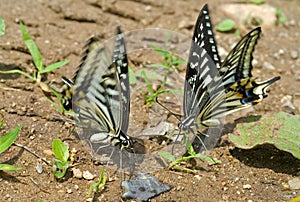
[52,139,69,162]
[0,113,4,128]
[158,151,176,162]
[42,60,70,73]
[88,183,98,196]
[0,18,5,36]
[250,0,265,4]
[151,45,169,57]
[88,167,106,196]
[193,153,221,164]
[52,160,70,178]
[229,112,300,159]
[0,126,22,154]
[279,16,287,23]
[0,69,35,80]
[0,163,22,171]
[216,19,235,32]
[20,23,43,71]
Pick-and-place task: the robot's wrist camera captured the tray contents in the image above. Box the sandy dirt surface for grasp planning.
[0,0,299,201]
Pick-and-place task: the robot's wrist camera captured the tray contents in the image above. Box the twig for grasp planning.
[13,143,51,165]
[30,177,50,194]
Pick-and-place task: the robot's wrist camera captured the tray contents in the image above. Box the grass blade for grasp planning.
[0,69,35,80]
[42,60,70,73]
[20,23,43,71]
[0,18,5,36]
[0,126,22,154]
[0,163,22,171]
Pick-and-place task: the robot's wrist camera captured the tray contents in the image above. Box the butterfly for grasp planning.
[71,27,136,172]
[178,4,280,151]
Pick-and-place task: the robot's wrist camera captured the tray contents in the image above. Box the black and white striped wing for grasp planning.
[180,4,280,150]
[183,4,223,125]
[73,40,121,136]
[112,26,130,134]
[192,4,221,68]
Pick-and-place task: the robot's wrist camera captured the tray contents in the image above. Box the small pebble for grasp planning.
[288,178,300,190]
[262,61,275,70]
[243,184,252,189]
[232,177,240,183]
[83,170,95,180]
[73,168,83,179]
[290,50,298,60]
[252,59,258,66]
[282,101,296,114]
[278,49,285,55]
[145,5,151,12]
[43,149,53,156]
[194,175,202,181]
[67,188,72,194]
[36,162,43,174]
[74,184,79,190]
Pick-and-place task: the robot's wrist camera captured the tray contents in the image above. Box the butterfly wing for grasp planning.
[181,4,280,151]
[73,40,119,134]
[220,27,261,87]
[112,26,130,134]
[192,4,221,68]
[183,4,223,124]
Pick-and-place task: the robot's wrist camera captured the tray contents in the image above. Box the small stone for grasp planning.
[288,178,300,190]
[36,162,43,174]
[282,102,296,114]
[43,149,53,156]
[296,75,300,81]
[232,177,240,183]
[262,61,275,70]
[243,184,252,189]
[83,170,95,180]
[194,175,202,181]
[290,50,298,60]
[252,59,258,66]
[66,188,72,194]
[278,49,285,55]
[72,168,83,179]
[74,184,79,190]
[145,5,151,12]
[289,19,296,26]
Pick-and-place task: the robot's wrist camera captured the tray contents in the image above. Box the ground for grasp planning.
[0,0,299,201]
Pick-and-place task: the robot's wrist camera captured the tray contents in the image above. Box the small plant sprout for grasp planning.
[0,17,5,36]
[142,71,180,106]
[88,167,107,196]
[216,19,236,32]
[52,139,71,178]
[159,136,220,174]
[275,8,287,25]
[150,45,186,71]
[0,113,22,171]
[0,23,69,84]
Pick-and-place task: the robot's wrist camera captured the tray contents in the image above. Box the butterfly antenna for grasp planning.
[155,96,182,121]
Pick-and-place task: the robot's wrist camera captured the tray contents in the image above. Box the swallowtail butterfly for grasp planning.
[178,4,280,150]
[71,27,135,171]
